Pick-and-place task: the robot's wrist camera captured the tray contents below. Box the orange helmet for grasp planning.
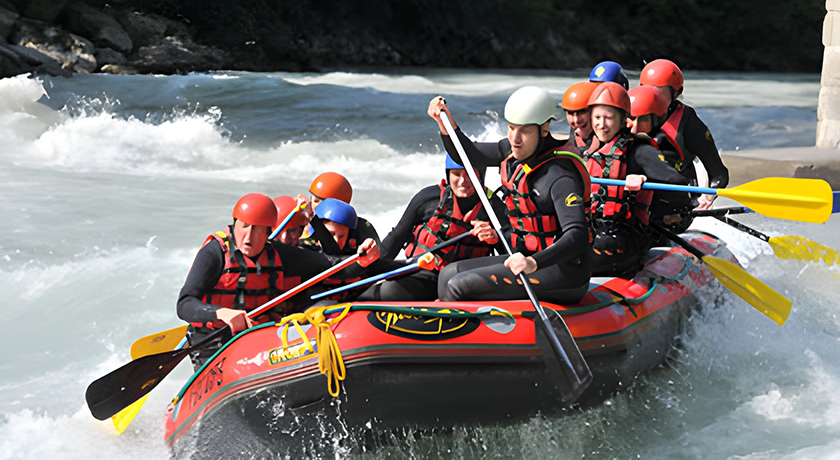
[309,172,353,203]
[628,85,668,118]
[561,81,600,112]
[640,59,684,94]
[587,82,631,114]
[232,193,277,227]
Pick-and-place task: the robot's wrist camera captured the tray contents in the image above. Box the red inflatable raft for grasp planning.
[164,231,733,458]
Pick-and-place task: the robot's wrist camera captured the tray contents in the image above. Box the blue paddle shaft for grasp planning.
[310,262,420,300]
[590,177,717,195]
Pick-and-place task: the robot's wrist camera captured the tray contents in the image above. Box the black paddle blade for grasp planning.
[85,347,192,420]
[535,309,593,403]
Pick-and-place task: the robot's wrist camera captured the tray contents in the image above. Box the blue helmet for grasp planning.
[589,61,629,90]
[314,198,357,229]
[444,153,464,170]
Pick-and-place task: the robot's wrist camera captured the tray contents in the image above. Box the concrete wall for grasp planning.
[818,0,840,148]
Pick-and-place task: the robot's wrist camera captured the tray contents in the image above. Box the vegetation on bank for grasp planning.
[10,0,829,72]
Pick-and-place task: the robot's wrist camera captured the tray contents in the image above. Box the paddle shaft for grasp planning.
[591,177,718,194]
[440,112,582,383]
[269,204,303,240]
[310,233,469,300]
[713,215,770,242]
[691,207,751,217]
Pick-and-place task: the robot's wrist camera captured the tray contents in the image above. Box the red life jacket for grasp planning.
[500,149,592,254]
[193,227,284,329]
[585,135,654,225]
[659,102,687,170]
[404,180,490,268]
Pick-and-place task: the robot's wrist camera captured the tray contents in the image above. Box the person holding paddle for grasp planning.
[427,87,593,304]
[307,171,381,253]
[627,85,695,233]
[357,153,506,301]
[301,198,382,300]
[639,58,730,209]
[584,82,690,276]
[177,193,336,369]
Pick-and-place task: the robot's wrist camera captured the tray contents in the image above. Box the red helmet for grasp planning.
[232,193,277,228]
[273,195,297,225]
[628,85,669,118]
[309,172,353,203]
[587,82,631,114]
[561,81,600,111]
[640,59,684,94]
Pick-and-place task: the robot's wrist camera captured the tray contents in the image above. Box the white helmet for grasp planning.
[503,86,558,126]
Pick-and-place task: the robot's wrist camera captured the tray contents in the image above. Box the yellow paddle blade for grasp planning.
[110,394,149,434]
[130,325,188,360]
[703,255,792,326]
[718,178,832,223]
[768,235,840,267]
[110,325,187,435]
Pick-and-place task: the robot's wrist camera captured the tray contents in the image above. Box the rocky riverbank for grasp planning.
[0,0,231,77]
[0,0,826,79]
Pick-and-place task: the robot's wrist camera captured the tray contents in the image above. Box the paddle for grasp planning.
[590,177,833,223]
[110,334,188,434]
[711,215,839,267]
[310,232,472,300]
[269,202,306,240]
[647,221,791,325]
[129,324,189,359]
[440,112,592,403]
[85,254,361,421]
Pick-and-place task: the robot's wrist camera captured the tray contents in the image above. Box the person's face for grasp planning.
[278,215,308,245]
[323,220,349,249]
[565,108,592,136]
[507,123,544,161]
[448,169,476,198]
[309,195,323,210]
[630,114,653,135]
[591,105,624,142]
[233,219,269,258]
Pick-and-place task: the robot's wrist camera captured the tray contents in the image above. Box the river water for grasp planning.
[1,68,838,459]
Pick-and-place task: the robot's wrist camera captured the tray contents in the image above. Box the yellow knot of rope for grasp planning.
[277,303,352,397]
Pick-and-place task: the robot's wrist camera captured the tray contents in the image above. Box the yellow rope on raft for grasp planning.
[276,303,353,397]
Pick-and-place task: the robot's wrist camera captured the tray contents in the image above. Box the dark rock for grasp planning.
[0,1,17,14]
[94,46,126,68]
[113,9,165,48]
[129,35,231,74]
[0,42,71,76]
[11,18,96,73]
[0,42,28,77]
[0,5,18,41]
[23,0,68,23]
[60,1,132,54]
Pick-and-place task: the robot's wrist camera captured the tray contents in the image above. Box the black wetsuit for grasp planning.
[664,102,730,189]
[436,128,591,305]
[587,131,690,277]
[177,239,333,368]
[648,132,696,233]
[357,183,506,301]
